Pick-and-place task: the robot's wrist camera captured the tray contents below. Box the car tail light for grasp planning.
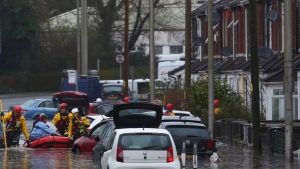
[102,92,105,96]
[120,92,124,96]
[206,140,214,149]
[167,146,174,162]
[116,146,123,162]
[21,110,28,114]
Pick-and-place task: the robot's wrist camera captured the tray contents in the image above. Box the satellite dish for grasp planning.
[258,46,272,58]
[193,37,204,46]
[266,10,278,21]
[221,46,233,57]
[205,12,221,23]
[213,12,221,22]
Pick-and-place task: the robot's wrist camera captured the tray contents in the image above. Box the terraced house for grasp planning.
[169,0,300,120]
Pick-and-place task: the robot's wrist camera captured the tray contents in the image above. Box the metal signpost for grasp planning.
[115,54,125,79]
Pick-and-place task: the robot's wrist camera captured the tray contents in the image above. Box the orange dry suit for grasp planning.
[52,112,73,136]
[68,116,90,140]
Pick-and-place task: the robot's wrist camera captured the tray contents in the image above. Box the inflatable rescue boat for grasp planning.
[24,136,73,148]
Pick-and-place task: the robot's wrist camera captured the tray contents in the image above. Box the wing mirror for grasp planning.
[83,132,89,137]
[98,145,106,152]
[94,135,102,141]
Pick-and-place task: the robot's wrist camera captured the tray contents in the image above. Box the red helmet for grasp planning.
[214,100,220,106]
[60,103,68,108]
[124,97,130,102]
[166,103,173,110]
[14,105,22,114]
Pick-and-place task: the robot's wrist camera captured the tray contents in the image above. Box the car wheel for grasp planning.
[72,146,80,154]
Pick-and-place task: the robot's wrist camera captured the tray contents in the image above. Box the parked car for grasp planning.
[15,99,59,120]
[101,84,133,101]
[93,102,180,169]
[163,110,195,117]
[159,116,215,156]
[53,91,90,117]
[72,118,114,153]
[87,100,117,116]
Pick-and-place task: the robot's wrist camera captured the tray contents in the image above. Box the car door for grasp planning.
[81,121,109,151]
[99,122,115,147]
[39,100,58,118]
[101,132,117,169]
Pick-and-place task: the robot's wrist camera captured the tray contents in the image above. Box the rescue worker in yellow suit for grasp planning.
[1,105,30,147]
[164,103,176,116]
[52,103,73,136]
[68,108,90,141]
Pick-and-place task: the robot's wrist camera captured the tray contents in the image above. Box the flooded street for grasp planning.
[1,134,300,169]
[1,94,300,168]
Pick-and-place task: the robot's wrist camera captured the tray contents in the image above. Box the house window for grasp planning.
[155,46,163,55]
[229,78,236,90]
[170,46,183,54]
[272,98,298,120]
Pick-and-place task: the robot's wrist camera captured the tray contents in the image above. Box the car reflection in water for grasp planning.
[0,148,94,169]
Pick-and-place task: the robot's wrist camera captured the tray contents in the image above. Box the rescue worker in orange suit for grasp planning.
[52,103,73,136]
[1,105,30,147]
[164,103,175,116]
[214,100,221,115]
[68,108,90,141]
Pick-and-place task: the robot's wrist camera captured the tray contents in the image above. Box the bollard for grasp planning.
[181,140,186,167]
[210,139,222,163]
[192,142,197,169]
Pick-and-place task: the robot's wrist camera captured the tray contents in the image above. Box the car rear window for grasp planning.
[98,105,114,115]
[118,133,171,150]
[21,99,38,106]
[102,86,123,92]
[165,125,211,139]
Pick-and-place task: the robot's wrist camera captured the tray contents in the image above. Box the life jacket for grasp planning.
[71,116,85,137]
[57,113,70,133]
[6,113,22,130]
[164,110,173,116]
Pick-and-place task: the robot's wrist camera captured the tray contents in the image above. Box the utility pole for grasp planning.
[123,0,129,97]
[249,0,261,151]
[81,0,88,75]
[184,0,191,102]
[207,0,215,138]
[77,0,81,74]
[284,0,293,163]
[150,0,155,101]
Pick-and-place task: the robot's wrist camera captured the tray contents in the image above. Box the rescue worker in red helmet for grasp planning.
[52,103,73,136]
[1,105,30,147]
[214,100,221,115]
[164,103,175,116]
[68,108,90,141]
[123,97,130,102]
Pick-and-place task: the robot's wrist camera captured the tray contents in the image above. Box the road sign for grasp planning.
[115,54,125,64]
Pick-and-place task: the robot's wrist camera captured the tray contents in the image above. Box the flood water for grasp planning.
[0,141,299,169]
[1,124,300,169]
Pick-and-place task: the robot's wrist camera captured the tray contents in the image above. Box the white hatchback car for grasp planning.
[97,102,180,169]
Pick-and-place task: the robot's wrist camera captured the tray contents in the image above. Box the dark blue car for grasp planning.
[18,99,59,120]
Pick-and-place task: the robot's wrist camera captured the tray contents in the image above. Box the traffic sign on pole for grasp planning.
[115,54,125,64]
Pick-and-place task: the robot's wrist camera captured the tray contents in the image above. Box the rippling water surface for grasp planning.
[0,119,300,169]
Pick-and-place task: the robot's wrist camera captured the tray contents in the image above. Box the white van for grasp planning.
[100,79,149,100]
[156,53,185,63]
[157,61,185,80]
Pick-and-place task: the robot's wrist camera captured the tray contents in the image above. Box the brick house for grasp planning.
[168,0,300,120]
